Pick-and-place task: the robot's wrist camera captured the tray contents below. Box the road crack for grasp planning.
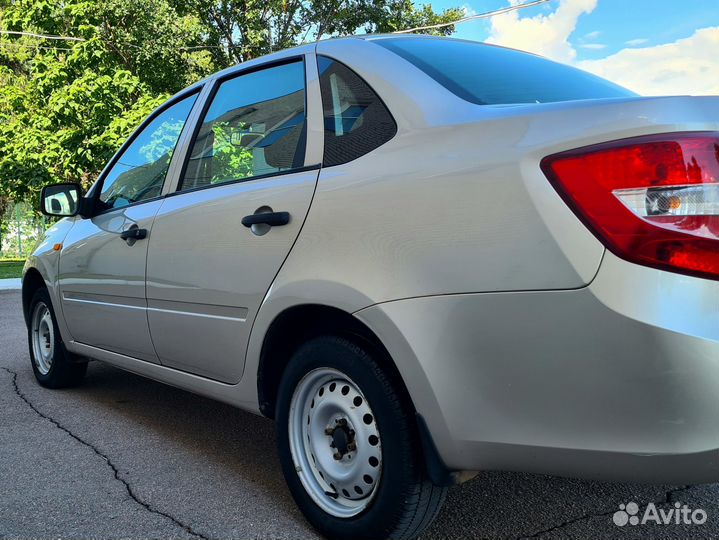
[517,507,617,539]
[1,367,210,540]
[517,484,695,539]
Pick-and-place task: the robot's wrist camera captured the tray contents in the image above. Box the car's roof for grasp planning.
[173,33,518,100]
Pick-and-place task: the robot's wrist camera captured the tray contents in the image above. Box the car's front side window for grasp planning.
[178,60,306,192]
[97,93,198,211]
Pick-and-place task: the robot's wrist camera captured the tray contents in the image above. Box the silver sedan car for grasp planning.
[22,35,719,540]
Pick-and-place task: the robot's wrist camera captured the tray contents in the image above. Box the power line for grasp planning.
[0,0,552,55]
[394,0,551,34]
[0,29,225,52]
[0,42,74,51]
[0,30,85,42]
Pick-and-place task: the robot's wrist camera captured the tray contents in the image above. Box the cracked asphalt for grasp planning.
[1,289,717,540]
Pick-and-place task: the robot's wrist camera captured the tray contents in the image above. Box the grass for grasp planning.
[0,260,25,279]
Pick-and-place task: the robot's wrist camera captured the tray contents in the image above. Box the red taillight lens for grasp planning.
[541,132,719,280]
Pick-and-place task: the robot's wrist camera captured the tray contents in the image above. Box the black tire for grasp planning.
[27,287,87,388]
[276,335,447,540]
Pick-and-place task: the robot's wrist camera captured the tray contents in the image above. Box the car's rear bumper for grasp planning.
[355,251,719,484]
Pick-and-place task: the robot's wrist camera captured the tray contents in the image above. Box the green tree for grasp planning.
[210,122,255,182]
[0,0,216,208]
[178,0,464,63]
[0,0,462,212]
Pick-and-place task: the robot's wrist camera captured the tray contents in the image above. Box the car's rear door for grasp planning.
[145,55,322,383]
[58,92,200,362]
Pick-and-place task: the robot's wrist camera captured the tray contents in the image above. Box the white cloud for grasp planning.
[462,4,478,17]
[625,38,648,46]
[486,0,597,63]
[579,27,719,95]
[483,1,719,96]
[584,30,601,40]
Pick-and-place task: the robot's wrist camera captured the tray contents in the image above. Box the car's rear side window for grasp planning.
[375,37,636,105]
[317,56,397,167]
[179,60,306,191]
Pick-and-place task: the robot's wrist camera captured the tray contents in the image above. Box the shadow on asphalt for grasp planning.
[78,362,290,495]
[3,289,712,540]
[64,361,706,540]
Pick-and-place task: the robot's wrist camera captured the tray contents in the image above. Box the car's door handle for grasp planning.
[120,228,148,241]
[241,211,290,227]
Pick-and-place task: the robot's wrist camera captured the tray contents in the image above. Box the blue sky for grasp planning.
[420,0,719,95]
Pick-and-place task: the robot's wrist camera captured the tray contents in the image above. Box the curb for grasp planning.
[0,278,22,291]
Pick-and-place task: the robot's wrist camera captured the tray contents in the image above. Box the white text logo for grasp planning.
[613,501,707,527]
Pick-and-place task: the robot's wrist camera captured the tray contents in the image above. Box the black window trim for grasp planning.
[84,86,203,217]
[172,55,313,197]
[165,164,321,198]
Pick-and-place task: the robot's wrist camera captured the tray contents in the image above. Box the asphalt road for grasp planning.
[1,289,717,540]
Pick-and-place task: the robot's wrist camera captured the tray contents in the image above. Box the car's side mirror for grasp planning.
[40,183,83,217]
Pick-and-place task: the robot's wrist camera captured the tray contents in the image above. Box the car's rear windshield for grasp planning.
[374,37,636,105]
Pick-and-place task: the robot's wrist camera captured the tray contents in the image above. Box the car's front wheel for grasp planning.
[276,335,447,540]
[27,288,87,388]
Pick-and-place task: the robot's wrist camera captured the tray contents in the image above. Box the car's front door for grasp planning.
[146,57,320,383]
[58,93,199,362]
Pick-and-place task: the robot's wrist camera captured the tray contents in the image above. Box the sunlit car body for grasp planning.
[23,36,719,540]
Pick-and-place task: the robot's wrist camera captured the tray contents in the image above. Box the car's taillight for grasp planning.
[541,132,719,281]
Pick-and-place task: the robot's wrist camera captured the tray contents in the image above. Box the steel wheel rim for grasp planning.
[31,301,54,375]
[288,367,383,518]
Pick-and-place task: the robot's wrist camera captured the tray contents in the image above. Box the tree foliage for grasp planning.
[182,0,464,63]
[0,0,462,208]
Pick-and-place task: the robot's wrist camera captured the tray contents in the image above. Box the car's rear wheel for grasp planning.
[28,288,87,388]
[276,335,447,540]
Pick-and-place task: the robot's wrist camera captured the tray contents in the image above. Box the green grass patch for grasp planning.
[0,260,24,279]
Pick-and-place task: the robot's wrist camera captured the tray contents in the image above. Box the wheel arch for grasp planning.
[256,302,460,486]
[257,303,408,420]
[22,267,47,326]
